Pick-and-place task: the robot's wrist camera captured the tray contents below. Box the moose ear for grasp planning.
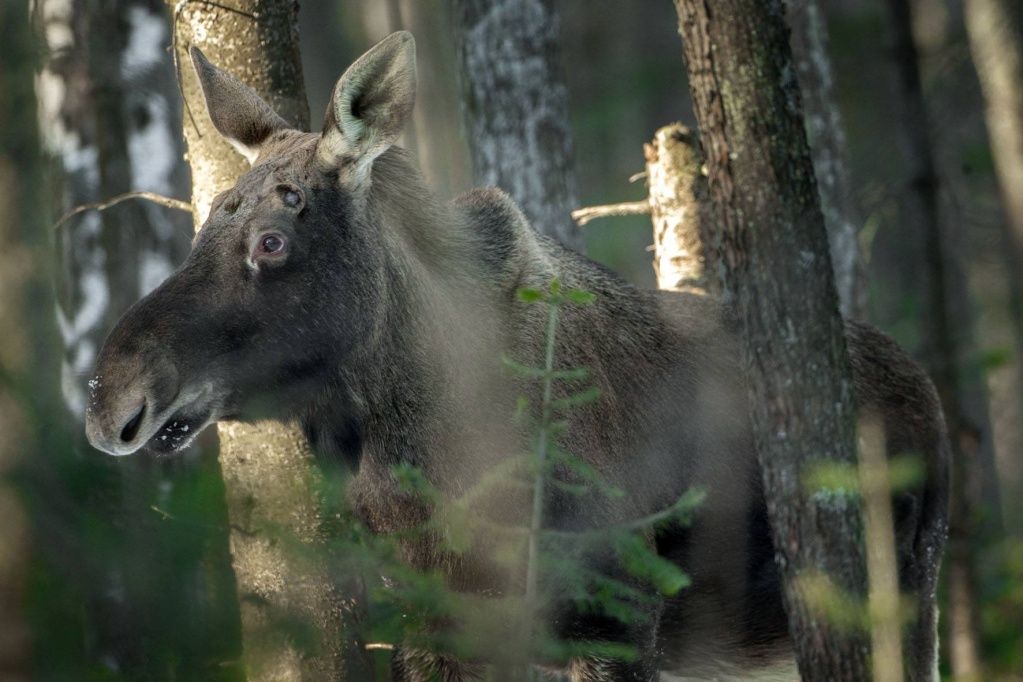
[316,31,416,182]
[189,46,290,164]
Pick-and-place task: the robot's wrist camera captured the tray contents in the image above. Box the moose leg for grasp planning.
[390,647,486,681]
[566,655,659,682]
[549,593,662,682]
[562,617,660,682]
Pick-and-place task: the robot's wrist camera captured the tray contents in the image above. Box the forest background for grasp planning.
[1,0,1022,679]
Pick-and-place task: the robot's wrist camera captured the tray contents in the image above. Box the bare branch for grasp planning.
[570,200,650,227]
[53,191,193,231]
[364,643,395,651]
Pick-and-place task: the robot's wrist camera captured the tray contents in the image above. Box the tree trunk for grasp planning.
[787,0,867,320]
[646,124,716,296]
[34,0,241,677]
[672,1,871,679]
[174,4,348,679]
[394,0,473,198]
[963,0,1023,536]
[0,3,47,677]
[451,0,583,250]
[36,0,192,420]
[881,0,990,678]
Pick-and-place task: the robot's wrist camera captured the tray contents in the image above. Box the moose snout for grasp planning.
[85,343,179,456]
[85,384,152,456]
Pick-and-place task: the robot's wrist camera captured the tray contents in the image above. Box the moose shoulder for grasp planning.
[85,32,949,681]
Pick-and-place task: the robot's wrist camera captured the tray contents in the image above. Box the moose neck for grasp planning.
[302,151,517,483]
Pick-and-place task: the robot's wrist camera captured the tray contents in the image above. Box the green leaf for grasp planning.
[981,346,1012,371]
[551,367,590,381]
[552,386,602,410]
[615,533,692,596]
[514,395,530,420]
[501,355,546,377]
[392,463,439,503]
[549,448,625,498]
[804,461,861,496]
[517,287,545,303]
[565,289,596,305]
[888,453,926,491]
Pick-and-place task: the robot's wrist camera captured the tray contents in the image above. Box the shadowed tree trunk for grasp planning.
[174,3,349,679]
[787,0,867,320]
[672,1,872,678]
[963,0,1023,536]
[33,0,240,677]
[451,0,582,250]
[0,3,48,677]
[882,0,992,678]
[396,0,473,198]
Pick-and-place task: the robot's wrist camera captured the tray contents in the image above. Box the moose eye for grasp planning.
[257,233,286,255]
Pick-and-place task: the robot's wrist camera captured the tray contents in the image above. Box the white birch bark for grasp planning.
[174,2,351,678]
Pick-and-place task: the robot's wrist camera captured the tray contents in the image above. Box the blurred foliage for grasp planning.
[305,282,703,676]
[982,538,1023,675]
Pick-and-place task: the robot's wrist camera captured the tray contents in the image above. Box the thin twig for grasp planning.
[364,642,395,651]
[170,0,200,137]
[570,200,650,226]
[628,170,647,183]
[53,191,193,231]
[189,0,257,18]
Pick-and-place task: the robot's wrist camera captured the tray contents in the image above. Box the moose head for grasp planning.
[85,32,423,456]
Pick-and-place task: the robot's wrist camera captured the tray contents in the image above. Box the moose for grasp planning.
[86,32,949,680]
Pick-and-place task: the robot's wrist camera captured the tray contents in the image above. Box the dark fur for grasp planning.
[87,35,948,681]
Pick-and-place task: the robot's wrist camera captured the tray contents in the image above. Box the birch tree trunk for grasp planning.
[963,0,1023,536]
[174,4,347,679]
[34,0,241,677]
[672,1,871,678]
[36,0,192,420]
[452,0,583,250]
[882,0,991,677]
[646,124,716,296]
[787,0,867,320]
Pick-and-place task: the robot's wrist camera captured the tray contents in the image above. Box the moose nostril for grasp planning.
[119,402,146,443]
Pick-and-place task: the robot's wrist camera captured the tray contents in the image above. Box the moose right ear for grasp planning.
[189,46,290,164]
[316,31,417,185]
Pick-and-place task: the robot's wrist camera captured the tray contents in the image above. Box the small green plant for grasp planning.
[317,279,704,678]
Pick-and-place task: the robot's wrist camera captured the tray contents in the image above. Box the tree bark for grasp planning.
[174,4,347,679]
[451,0,583,250]
[0,3,47,677]
[963,0,1023,537]
[393,0,473,199]
[34,0,241,677]
[646,124,716,296]
[36,0,192,419]
[672,1,871,679]
[787,0,867,320]
[881,0,989,678]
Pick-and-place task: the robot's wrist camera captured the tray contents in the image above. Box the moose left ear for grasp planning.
[189,46,290,164]
[317,31,417,183]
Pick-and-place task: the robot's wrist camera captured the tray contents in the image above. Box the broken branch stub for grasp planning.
[646,124,717,296]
